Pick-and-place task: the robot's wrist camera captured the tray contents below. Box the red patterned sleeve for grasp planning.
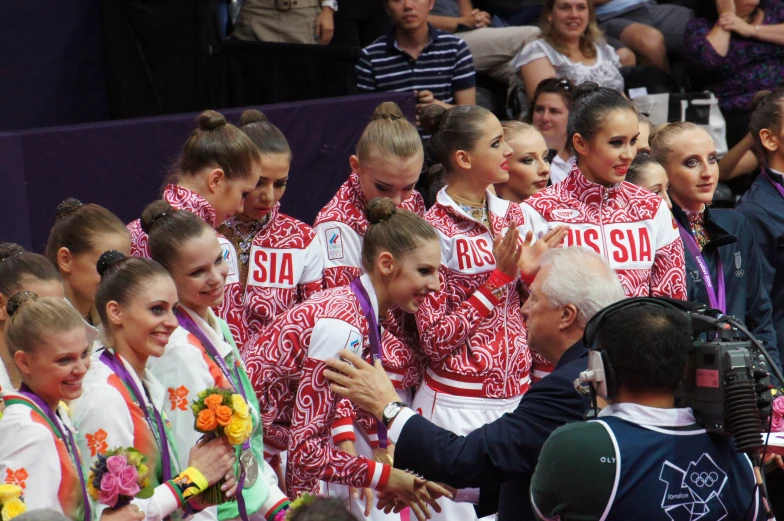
[650,201,687,300]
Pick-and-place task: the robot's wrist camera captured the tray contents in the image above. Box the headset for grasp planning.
[579,297,684,400]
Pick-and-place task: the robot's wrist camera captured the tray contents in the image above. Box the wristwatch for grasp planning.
[381,401,407,428]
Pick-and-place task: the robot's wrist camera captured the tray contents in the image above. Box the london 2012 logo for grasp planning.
[659,453,729,520]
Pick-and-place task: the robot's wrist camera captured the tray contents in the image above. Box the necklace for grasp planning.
[222,215,269,265]
[447,190,491,230]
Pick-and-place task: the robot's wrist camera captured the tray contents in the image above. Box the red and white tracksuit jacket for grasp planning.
[417,188,532,399]
[128,185,244,343]
[521,165,687,377]
[247,275,392,497]
[313,172,427,442]
[239,204,324,347]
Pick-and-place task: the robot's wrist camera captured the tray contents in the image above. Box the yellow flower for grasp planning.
[0,485,21,503]
[231,394,249,419]
[1,498,26,521]
[225,415,251,446]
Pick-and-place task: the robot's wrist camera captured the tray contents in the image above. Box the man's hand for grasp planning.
[316,7,335,45]
[472,9,491,28]
[415,90,450,113]
[377,472,453,521]
[324,351,399,421]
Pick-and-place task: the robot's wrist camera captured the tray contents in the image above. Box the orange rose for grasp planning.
[204,394,223,411]
[196,409,218,432]
[214,405,233,427]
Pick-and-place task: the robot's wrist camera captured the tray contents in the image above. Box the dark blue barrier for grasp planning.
[0,92,416,251]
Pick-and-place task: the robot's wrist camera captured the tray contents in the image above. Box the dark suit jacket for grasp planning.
[394,341,591,520]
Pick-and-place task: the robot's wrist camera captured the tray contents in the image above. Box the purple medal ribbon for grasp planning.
[99,349,173,481]
[175,308,250,521]
[349,278,389,449]
[677,222,726,313]
[763,168,784,199]
[18,384,92,521]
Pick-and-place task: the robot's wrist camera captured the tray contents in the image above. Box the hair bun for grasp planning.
[419,105,447,135]
[366,197,397,225]
[573,81,601,102]
[55,198,85,219]
[239,109,269,126]
[0,243,25,263]
[752,90,773,112]
[7,291,38,318]
[140,200,174,234]
[371,102,405,122]
[197,110,228,131]
[97,250,126,278]
[648,122,672,145]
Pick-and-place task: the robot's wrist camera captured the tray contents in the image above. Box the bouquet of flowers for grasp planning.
[191,388,253,504]
[0,484,27,521]
[87,448,151,509]
[772,395,784,432]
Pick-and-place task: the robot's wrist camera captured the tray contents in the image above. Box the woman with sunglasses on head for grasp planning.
[528,78,575,186]
[0,292,144,521]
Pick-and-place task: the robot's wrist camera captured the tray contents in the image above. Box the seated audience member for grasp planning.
[514,0,630,98]
[322,248,626,521]
[683,0,784,149]
[595,0,693,71]
[233,0,337,44]
[530,301,766,520]
[427,0,540,89]
[528,78,575,184]
[331,0,390,47]
[356,0,477,111]
[636,112,652,155]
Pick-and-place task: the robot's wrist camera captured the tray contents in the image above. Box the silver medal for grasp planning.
[240,449,258,488]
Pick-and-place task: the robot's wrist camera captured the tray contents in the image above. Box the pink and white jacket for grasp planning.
[247,276,392,497]
[417,188,532,399]
[128,185,244,344]
[239,204,323,347]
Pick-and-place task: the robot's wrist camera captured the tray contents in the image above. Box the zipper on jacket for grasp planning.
[598,186,610,263]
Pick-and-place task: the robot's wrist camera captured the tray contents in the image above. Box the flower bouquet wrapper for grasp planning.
[87,448,150,510]
[191,388,253,505]
[0,484,27,521]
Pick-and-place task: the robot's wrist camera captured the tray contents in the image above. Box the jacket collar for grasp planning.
[98,347,167,413]
[436,186,511,235]
[560,163,625,201]
[386,23,440,53]
[767,167,784,186]
[179,305,233,359]
[163,184,218,228]
[598,402,697,427]
[556,340,587,369]
[670,200,736,250]
[358,273,381,322]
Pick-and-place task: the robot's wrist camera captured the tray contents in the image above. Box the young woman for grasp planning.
[45,198,131,327]
[652,122,780,371]
[141,202,290,521]
[528,77,575,185]
[625,154,672,209]
[0,243,63,391]
[0,292,143,521]
[70,252,239,521]
[636,113,653,156]
[415,104,566,521]
[736,88,784,368]
[127,110,262,345]
[218,110,323,346]
[251,197,450,520]
[494,121,551,203]
[522,82,687,301]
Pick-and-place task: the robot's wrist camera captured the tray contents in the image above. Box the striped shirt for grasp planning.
[356,24,476,104]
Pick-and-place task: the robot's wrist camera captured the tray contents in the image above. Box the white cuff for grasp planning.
[321,0,337,11]
[454,488,480,504]
[388,407,416,444]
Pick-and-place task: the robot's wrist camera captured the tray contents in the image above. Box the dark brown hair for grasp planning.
[362,197,437,272]
[288,498,358,521]
[420,104,494,173]
[750,88,784,164]
[626,154,663,186]
[0,243,60,300]
[45,198,129,267]
[527,77,575,124]
[170,110,261,183]
[95,250,171,330]
[568,82,636,154]
[540,0,605,59]
[239,109,292,160]
[141,200,213,270]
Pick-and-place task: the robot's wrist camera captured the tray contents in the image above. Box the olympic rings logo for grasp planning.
[690,471,719,487]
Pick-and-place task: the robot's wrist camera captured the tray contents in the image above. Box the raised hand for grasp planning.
[493,223,523,279]
[519,225,569,278]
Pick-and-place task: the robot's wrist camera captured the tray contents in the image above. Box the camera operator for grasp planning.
[530,302,765,520]
[322,247,625,520]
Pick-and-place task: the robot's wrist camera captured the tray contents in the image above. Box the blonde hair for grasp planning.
[649,122,703,166]
[6,292,84,356]
[356,102,423,163]
[502,121,537,141]
[540,0,605,60]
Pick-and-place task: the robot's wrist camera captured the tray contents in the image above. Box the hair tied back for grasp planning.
[97,250,127,278]
[55,198,85,219]
[0,243,25,264]
[366,197,398,225]
[140,200,174,234]
[7,290,39,318]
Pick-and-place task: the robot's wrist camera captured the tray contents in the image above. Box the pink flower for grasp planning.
[117,465,140,497]
[106,456,129,475]
[99,473,120,507]
[772,396,784,433]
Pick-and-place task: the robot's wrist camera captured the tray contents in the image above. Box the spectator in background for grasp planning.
[356,0,477,113]
[331,0,391,47]
[594,0,693,71]
[683,0,784,149]
[428,0,540,91]
[474,0,545,26]
[528,78,575,185]
[514,0,631,98]
[233,0,337,45]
